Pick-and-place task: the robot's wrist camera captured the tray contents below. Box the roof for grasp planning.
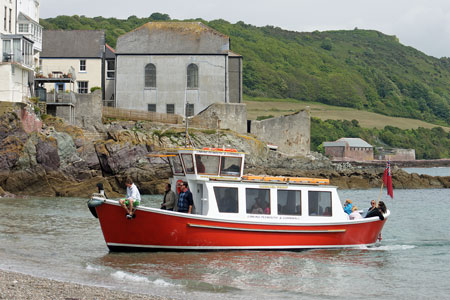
[18,12,40,26]
[228,50,243,57]
[323,141,347,147]
[337,138,373,148]
[105,43,115,59]
[116,22,230,55]
[41,30,105,58]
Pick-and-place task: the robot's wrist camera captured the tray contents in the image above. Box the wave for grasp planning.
[153,278,177,286]
[369,244,416,251]
[111,271,149,283]
[85,264,101,272]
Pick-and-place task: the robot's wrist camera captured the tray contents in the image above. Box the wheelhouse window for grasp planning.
[80,60,86,71]
[147,104,156,112]
[145,63,156,88]
[278,190,301,215]
[308,191,332,216]
[246,188,270,214]
[187,63,198,88]
[214,187,238,213]
[181,154,195,174]
[195,154,219,175]
[77,81,88,94]
[169,155,184,175]
[220,156,242,176]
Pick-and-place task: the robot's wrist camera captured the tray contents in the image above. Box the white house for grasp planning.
[0,0,38,103]
[114,22,243,116]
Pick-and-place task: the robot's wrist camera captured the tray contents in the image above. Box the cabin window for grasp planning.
[169,155,184,175]
[220,156,242,176]
[181,154,195,174]
[308,191,332,216]
[246,188,270,214]
[195,154,219,175]
[277,190,301,215]
[214,187,238,213]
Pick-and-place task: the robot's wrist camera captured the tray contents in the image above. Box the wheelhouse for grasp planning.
[166,148,348,223]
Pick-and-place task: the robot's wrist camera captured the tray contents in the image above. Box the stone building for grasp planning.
[114,22,243,116]
[323,138,373,161]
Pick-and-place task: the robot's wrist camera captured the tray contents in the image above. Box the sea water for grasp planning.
[1,179,450,299]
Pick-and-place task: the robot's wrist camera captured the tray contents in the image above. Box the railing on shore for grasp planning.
[102,106,183,124]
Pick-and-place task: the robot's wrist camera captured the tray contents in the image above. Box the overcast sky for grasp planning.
[40,0,450,58]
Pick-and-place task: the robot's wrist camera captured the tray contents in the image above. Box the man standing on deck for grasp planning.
[177,182,193,214]
[161,183,176,211]
[119,178,141,219]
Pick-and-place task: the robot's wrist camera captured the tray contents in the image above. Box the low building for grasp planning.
[323,138,373,161]
[114,22,243,116]
[377,148,415,161]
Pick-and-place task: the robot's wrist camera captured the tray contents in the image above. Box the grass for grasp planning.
[244,97,450,132]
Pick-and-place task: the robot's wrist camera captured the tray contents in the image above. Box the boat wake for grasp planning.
[368,244,416,251]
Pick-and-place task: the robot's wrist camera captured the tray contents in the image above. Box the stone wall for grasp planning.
[74,90,103,130]
[190,103,247,134]
[249,109,310,156]
[380,149,416,161]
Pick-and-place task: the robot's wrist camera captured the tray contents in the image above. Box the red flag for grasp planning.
[383,161,393,199]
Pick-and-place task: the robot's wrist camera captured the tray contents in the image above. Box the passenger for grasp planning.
[343,199,353,215]
[349,206,363,220]
[368,200,377,213]
[161,183,176,211]
[119,178,141,219]
[263,200,270,214]
[323,207,331,216]
[177,182,193,214]
[196,156,205,173]
[365,201,387,220]
[251,197,264,214]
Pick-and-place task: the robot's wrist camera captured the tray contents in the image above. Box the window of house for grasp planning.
[18,23,28,33]
[166,104,174,114]
[3,7,6,31]
[186,103,194,117]
[187,63,198,88]
[8,8,11,32]
[308,191,332,216]
[214,187,238,213]
[144,63,156,88]
[246,188,270,214]
[278,190,301,215]
[147,104,156,112]
[106,60,115,79]
[80,60,86,72]
[77,81,88,94]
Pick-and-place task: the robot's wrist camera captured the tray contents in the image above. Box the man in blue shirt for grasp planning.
[177,182,193,213]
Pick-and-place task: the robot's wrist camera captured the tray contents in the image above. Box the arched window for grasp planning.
[145,63,156,88]
[187,63,198,88]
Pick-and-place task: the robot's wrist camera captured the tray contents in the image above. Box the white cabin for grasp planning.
[167,148,349,224]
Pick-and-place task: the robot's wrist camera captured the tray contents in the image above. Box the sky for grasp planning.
[40,0,450,58]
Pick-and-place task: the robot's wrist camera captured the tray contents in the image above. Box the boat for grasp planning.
[88,147,389,251]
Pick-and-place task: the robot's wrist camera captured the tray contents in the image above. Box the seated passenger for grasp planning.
[349,206,362,220]
[323,207,331,216]
[343,199,353,215]
[365,201,387,220]
[251,197,264,214]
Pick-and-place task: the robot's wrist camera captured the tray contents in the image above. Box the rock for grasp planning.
[3,168,54,197]
[36,136,60,171]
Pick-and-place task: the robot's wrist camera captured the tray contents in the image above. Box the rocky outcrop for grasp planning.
[0,110,448,198]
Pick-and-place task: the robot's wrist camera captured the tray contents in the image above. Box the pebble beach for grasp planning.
[0,269,167,300]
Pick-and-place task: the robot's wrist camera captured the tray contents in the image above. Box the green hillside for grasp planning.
[41,14,450,127]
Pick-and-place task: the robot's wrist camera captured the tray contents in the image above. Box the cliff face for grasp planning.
[0,111,448,198]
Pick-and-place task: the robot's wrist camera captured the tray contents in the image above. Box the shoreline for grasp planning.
[0,268,166,300]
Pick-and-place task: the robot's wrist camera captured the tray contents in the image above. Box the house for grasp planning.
[104,43,115,105]
[40,30,112,100]
[114,22,243,116]
[323,138,374,161]
[0,0,39,103]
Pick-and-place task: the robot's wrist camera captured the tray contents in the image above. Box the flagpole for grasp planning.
[378,182,384,202]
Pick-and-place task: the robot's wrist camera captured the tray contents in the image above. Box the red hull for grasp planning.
[95,201,387,251]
